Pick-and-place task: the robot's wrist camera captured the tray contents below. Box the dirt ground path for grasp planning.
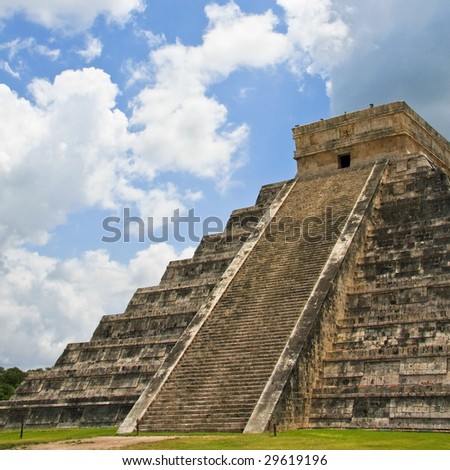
[21,435,176,450]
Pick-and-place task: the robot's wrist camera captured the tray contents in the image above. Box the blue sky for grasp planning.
[1,0,449,369]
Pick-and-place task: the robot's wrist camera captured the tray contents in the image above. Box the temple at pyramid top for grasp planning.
[293,101,450,174]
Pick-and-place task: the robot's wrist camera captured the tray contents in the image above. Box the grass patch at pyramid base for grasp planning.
[1,428,449,450]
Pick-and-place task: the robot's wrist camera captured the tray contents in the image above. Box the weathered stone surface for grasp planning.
[1,102,449,432]
[293,101,450,174]
[304,154,450,431]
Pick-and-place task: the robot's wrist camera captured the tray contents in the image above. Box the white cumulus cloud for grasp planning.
[0,67,200,249]
[77,35,103,63]
[130,2,293,190]
[0,68,130,247]
[0,0,144,32]
[277,0,351,76]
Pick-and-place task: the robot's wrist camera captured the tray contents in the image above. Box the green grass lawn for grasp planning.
[123,429,450,450]
[0,427,117,450]
[0,428,449,450]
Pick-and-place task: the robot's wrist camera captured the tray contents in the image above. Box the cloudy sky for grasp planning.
[1,0,449,370]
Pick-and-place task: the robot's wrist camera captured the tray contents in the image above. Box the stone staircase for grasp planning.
[135,164,375,432]
[309,155,450,430]
[0,181,287,429]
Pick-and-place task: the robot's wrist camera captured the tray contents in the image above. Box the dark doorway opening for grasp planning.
[338,154,351,168]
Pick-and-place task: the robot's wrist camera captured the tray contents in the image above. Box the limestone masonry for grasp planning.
[1,102,449,432]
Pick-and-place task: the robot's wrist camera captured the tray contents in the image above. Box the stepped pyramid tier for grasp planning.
[1,101,449,432]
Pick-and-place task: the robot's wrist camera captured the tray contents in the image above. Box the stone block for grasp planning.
[400,357,447,376]
[360,362,400,386]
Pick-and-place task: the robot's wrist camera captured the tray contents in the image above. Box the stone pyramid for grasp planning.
[1,102,449,432]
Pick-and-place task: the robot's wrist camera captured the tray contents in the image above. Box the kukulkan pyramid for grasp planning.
[1,102,449,432]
